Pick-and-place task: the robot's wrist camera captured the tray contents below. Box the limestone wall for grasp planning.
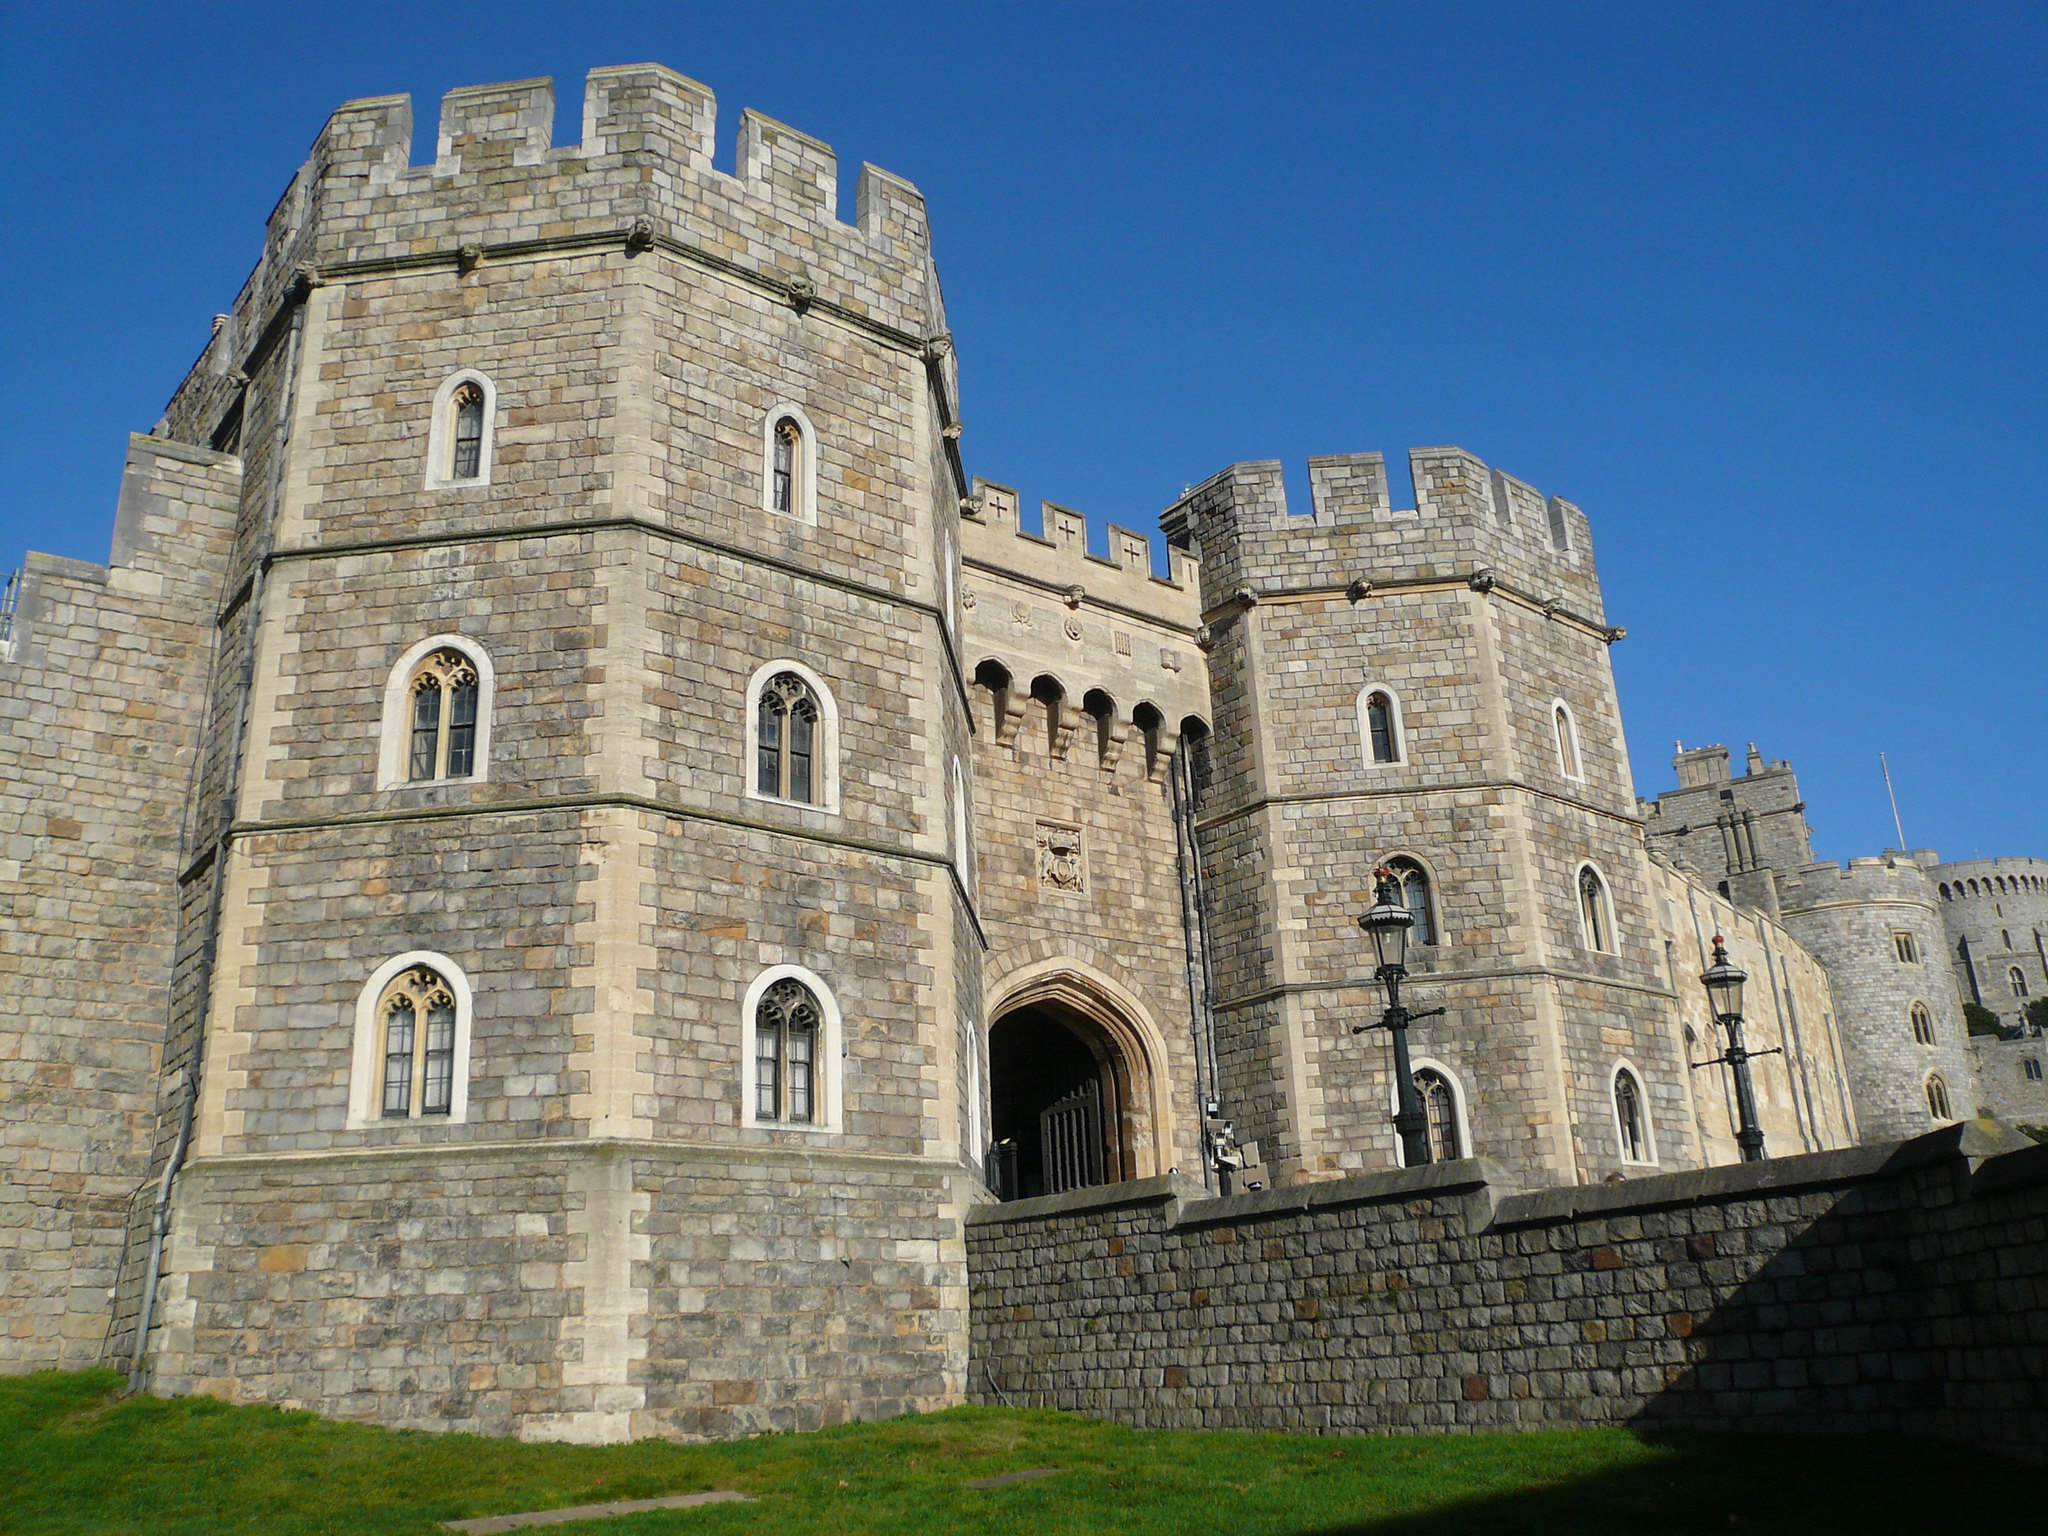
[0,437,239,1368]
[1778,858,1978,1140]
[1646,857,1858,1164]
[968,1125,2048,1463]
[1171,450,1690,1189]
[47,67,986,1435]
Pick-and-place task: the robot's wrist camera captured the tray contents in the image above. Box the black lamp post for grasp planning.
[1354,868,1445,1168]
[1694,935,1779,1163]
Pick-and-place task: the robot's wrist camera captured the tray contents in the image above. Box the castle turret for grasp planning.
[1163,448,1679,1187]
[5,67,979,1441]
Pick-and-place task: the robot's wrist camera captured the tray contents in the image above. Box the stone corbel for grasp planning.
[1049,698,1080,760]
[624,218,657,254]
[1148,720,1181,783]
[1468,567,1499,594]
[994,688,1028,748]
[1099,713,1130,772]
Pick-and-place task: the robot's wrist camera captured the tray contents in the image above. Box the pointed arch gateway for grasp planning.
[984,964,1168,1201]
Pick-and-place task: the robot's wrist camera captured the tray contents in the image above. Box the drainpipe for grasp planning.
[1170,750,1220,1192]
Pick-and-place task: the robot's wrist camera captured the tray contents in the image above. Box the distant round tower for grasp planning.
[1775,858,1978,1139]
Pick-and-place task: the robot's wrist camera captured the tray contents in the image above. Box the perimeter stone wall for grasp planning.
[967,1123,2048,1464]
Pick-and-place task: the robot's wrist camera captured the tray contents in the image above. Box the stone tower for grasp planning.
[1162,449,1686,1187]
[1645,748,1978,1141]
[25,67,979,1440]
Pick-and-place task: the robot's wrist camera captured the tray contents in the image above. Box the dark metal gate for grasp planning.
[1039,1077,1105,1194]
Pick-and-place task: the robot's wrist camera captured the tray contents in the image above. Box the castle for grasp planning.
[2,67,2041,1442]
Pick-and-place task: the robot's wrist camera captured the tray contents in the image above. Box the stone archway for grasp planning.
[986,971,1161,1201]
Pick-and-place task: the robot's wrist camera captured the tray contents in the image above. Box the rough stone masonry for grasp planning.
[0,64,2041,1444]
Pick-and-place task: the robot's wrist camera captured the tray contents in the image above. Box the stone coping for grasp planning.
[966,1125,2044,1236]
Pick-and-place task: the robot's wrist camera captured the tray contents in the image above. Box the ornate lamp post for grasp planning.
[1354,868,1445,1168]
[1694,935,1779,1163]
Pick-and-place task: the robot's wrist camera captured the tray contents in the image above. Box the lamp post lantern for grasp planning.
[1694,934,1778,1163]
[1354,868,1444,1168]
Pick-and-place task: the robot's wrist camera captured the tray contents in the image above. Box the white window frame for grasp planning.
[742,659,841,814]
[1610,1061,1656,1165]
[378,635,497,790]
[347,951,475,1129]
[1356,682,1407,769]
[739,964,844,1133]
[963,1013,985,1164]
[1392,1056,1471,1168]
[951,754,971,880]
[759,402,821,524]
[423,369,498,490]
[1576,861,1617,954]
[1551,697,1586,783]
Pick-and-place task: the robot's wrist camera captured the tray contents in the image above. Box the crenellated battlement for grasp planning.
[1159,447,1606,628]
[1777,855,1941,913]
[963,477,1200,630]
[163,67,938,441]
[312,66,929,251]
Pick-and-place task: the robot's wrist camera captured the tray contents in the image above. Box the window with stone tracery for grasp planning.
[1925,1072,1953,1122]
[1554,701,1583,780]
[759,406,818,521]
[1613,1068,1649,1162]
[1385,857,1437,946]
[450,384,485,481]
[754,977,820,1125]
[756,671,820,803]
[407,648,481,782]
[771,418,801,514]
[1415,1069,1462,1160]
[2011,967,2030,998]
[377,964,459,1119]
[1910,1002,1936,1045]
[1578,865,1613,953]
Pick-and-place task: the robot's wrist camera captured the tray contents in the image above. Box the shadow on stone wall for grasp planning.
[965,1122,2048,1463]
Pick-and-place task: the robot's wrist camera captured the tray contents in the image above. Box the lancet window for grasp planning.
[408,649,481,782]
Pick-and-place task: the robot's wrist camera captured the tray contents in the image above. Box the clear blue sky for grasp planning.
[4,2,2042,863]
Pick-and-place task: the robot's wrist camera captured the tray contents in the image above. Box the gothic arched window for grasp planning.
[1360,687,1402,765]
[450,384,485,481]
[1613,1068,1649,1162]
[754,976,821,1125]
[756,671,820,804]
[771,417,801,514]
[377,964,459,1119]
[1414,1068,1462,1160]
[2011,967,2030,998]
[426,370,496,489]
[407,648,481,782]
[1910,1002,1936,1045]
[1926,1073,1953,1122]
[1553,701,1583,780]
[1386,857,1437,946]
[1578,865,1613,953]
[760,406,818,520]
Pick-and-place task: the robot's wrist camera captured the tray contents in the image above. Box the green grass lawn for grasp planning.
[1,1369,2034,1536]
